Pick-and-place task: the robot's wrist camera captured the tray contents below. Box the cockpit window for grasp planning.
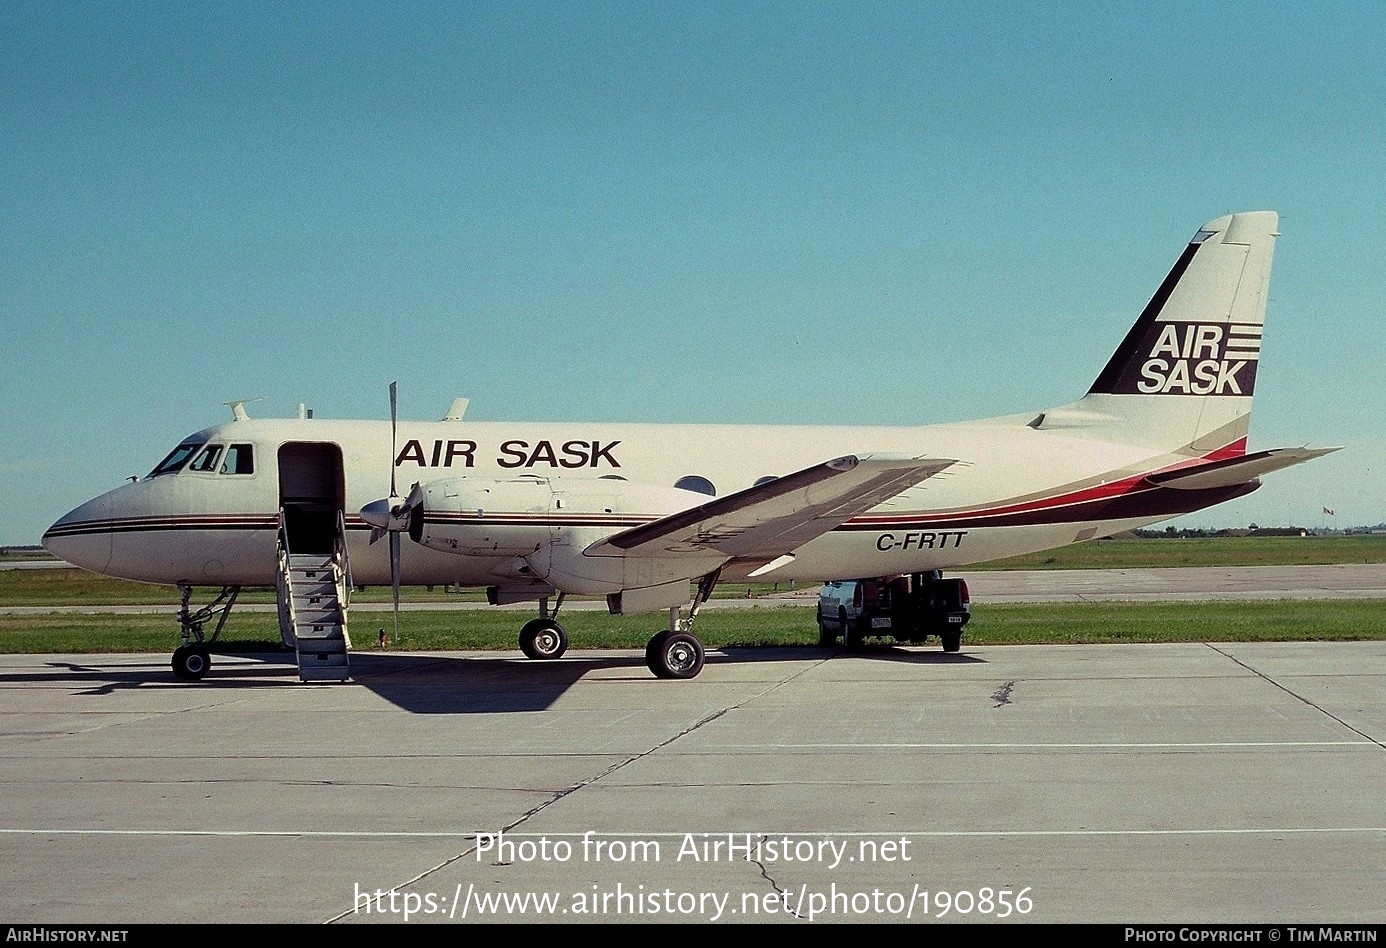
[187,444,224,473]
[220,444,255,475]
[148,440,206,478]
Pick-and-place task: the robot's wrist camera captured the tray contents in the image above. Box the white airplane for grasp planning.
[43,210,1336,683]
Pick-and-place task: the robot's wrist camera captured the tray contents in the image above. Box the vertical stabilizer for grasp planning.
[1076,211,1278,454]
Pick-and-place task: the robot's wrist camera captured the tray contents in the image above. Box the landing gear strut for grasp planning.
[519,593,569,660]
[171,584,241,681]
[644,569,719,680]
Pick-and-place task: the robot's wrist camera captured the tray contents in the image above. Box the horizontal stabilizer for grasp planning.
[585,454,957,560]
[1146,447,1342,491]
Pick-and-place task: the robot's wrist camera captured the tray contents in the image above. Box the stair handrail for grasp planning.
[333,508,353,648]
[276,508,297,639]
[334,508,353,605]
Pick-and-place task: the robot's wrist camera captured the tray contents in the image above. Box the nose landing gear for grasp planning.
[170,584,241,681]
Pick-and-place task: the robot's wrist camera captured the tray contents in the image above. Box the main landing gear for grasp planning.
[518,593,570,660]
[511,571,718,680]
[643,569,719,680]
[171,584,241,681]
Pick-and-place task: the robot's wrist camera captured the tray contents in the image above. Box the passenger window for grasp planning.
[188,444,224,473]
[674,475,717,496]
[220,444,255,475]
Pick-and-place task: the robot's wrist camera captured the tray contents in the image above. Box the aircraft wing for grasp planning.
[583,454,957,569]
[1146,446,1342,491]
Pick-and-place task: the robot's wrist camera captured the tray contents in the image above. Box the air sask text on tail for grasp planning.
[1089,210,1276,399]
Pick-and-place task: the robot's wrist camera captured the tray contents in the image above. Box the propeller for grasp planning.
[358,381,419,643]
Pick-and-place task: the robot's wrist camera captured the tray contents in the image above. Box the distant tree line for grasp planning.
[1131,525,1386,539]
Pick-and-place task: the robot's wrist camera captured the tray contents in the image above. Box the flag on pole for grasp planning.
[1323,507,1336,516]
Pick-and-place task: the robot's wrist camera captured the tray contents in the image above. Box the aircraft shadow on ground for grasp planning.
[11,657,302,696]
[7,646,985,712]
[352,646,988,713]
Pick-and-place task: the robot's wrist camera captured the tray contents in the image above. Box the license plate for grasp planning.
[870,617,892,629]
[947,615,963,623]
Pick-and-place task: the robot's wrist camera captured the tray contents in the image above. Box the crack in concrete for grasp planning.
[750,833,804,919]
[1205,643,1385,751]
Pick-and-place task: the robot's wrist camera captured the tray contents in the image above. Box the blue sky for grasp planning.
[3,1,1382,545]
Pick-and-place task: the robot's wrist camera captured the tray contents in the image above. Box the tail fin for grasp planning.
[1071,211,1279,454]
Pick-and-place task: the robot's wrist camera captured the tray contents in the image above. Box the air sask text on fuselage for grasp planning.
[393,439,622,470]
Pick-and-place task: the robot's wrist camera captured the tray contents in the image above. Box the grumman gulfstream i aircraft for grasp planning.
[44,211,1336,683]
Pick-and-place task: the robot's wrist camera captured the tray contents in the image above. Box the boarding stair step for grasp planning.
[278,538,352,683]
[291,602,342,623]
[298,651,351,681]
[294,621,346,642]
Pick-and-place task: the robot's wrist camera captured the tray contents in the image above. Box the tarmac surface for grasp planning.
[2,637,1384,925]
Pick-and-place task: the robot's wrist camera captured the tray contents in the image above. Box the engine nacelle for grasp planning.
[411,475,554,556]
[410,475,722,599]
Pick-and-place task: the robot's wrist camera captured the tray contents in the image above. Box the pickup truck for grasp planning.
[817,571,971,652]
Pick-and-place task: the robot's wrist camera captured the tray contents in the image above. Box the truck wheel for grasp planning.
[842,609,864,650]
[941,631,962,653]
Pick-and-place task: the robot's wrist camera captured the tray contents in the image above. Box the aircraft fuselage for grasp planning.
[43,413,1254,590]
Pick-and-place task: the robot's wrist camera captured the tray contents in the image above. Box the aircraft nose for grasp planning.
[42,494,114,575]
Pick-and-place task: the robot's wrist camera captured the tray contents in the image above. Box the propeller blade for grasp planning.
[390,530,401,642]
[388,381,399,500]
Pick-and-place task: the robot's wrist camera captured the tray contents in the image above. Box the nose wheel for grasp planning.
[169,584,239,682]
[172,644,211,680]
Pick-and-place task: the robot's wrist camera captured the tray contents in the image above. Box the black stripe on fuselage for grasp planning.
[43,518,276,539]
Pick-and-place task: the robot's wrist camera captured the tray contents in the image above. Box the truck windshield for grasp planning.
[147,440,207,478]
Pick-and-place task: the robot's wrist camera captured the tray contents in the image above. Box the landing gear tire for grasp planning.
[519,618,569,660]
[816,608,835,647]
[645,630,705,679]
[172,644,211,681]
[941,631,963,653]
[842,609,864,651]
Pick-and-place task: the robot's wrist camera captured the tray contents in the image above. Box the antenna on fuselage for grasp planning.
[224,398,264,422]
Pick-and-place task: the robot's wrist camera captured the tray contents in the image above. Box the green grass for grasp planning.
[3,599,1384,654]
[0,569,487,607]
[4,535,1382,654]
